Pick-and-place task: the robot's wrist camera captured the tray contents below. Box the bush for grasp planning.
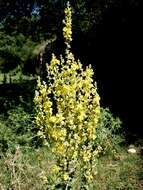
[0,106,35,153]
[96,108,124,156]
[34,3,100,189]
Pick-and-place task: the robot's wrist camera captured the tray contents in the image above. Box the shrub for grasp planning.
[96,108,123,156]
[34,2,100,189]
[0,106,35,153]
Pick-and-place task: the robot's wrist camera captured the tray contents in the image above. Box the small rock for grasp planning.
[127,148,136,154]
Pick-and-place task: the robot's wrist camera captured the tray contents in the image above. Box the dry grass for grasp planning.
[94,146,143,190]
[0,146,52,190]
[0,145,143,190]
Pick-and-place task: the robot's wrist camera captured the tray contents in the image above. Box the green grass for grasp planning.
[0,105,142,189]
[0,144,143,190]
[94,147,143,190]
[0,147,51,190]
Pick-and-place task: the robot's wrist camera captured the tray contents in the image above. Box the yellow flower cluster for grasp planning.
[34,2,100,189]
[63,3,72,47]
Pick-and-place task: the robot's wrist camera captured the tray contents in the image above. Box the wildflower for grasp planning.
[51,165,61,173]
[42,176,48,184]
[63,173,69,181]
[83,151,91,162]
[34,2,100,189]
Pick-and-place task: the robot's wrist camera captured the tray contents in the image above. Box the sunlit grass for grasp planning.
[0,144,143,190]
[94,146,143,190]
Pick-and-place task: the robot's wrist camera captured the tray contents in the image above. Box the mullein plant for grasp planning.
[34,2,101,189]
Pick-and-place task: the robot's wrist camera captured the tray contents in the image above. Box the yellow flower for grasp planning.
[51,129,59,140]
[56,143,65,154]
[42,176,48,184]
[83,151,91,162]
[78,112,85,121]
[49,116,57,123]
[93,117,99,125]
[85,66,94,78]
[86,174,93,181]
[63,173,69,181]
[43,101,52,110]
[51,54,60,66]
[51,165,61,173]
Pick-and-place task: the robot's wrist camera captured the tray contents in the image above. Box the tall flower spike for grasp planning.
[63,2,72,49]
[34,2,101,189]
